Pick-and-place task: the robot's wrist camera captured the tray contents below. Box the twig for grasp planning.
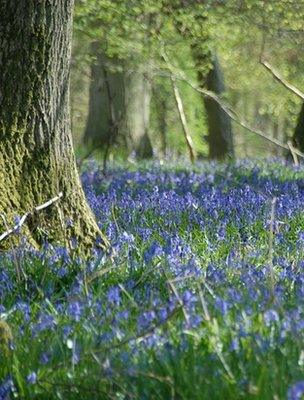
[287,140,299,166]
[0,192,63,242]
[197,283,211,322]
[162,49,196,163]
[260,59,304,101]
[165,71,304,159]
[160,265,190,325]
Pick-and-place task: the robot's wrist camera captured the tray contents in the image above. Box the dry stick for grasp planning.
[0,213,22,281]
[161,265,190,324]
[259,58,304,164]
[260,59,304,101]
[179,76,304,158]
[0,192,63,242]
[287,140,299,166]
[157,68,304,160]
[197,283,211,322]
[162,50,196,163]
[171,76,196,163]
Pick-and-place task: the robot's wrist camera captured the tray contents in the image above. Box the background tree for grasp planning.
[71,0,304,161]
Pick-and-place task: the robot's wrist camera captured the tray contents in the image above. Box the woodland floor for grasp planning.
[1,159,304,399]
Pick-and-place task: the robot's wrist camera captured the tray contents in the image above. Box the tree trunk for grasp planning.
[124,66,153,159]
[196,53,234,160]
[0,1,106,250]
[292,102,304,153]
[83,43,125,150]
[83,47,153,159]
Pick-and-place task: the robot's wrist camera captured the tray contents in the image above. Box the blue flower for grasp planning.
[0,376,14,399]
[67,301,82,322]
[144,242,163,263]
[288,381,304,400]
[107,286,121,305]
[264,309,279,326]
[26,372,37,384]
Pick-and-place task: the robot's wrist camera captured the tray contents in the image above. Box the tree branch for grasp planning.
[161,49,196,163]
[0,192,63,242]
[157,68,304,159]
[260,59,304,101]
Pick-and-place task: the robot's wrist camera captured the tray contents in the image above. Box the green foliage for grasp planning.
[71,0,304,158]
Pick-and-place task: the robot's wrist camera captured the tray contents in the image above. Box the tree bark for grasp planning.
[123,66,153,159]
[83,47,153,159]
[195,53,234,160]
[83,43,125,150]
[0,1,106,250]
[292,102,304,153]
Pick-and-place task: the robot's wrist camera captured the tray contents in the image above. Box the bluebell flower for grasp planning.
[0,376,14,399]
[67,301,82,322]
[26,372,37,384]
[215,297,229,316]
[137,311,156,330]
[143,241,163,263]
[264,309,279,326]
[288,381,304,400]
[40,352,51,365]
[107,286,121,305]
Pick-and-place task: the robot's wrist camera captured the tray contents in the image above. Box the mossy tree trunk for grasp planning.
[0,0,105,250]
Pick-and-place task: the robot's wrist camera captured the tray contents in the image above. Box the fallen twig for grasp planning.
[0,192,63,242]
[287,140,299,166]
[260,59,304,101]
[156,67,304,159]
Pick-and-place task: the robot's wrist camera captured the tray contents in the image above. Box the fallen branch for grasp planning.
[157,69,304,160]
[162,49,196,163]
[287,140,300,166]
[171,75,196,163]
[0,192,63,242]
[260,59,304,101]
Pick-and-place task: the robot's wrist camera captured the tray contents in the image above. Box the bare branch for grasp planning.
[162,49,196,163]
[158,69,304,159]
[287,140,299,166]
[0,192,63,243]
[260,59,304,101]
[171,76,196,163]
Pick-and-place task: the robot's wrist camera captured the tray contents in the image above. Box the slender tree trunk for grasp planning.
[124,67,153,159]
[0,1,106,250]
[84,47,153,159]
[159,99,168,157]
[292,102,304,153]
[195,53,234,160]
[84,43,125,150]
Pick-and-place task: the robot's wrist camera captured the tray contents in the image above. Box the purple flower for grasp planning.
[40,352,51,365]
[144,242,163,263]
[32,314,56,335]
[215,297,229,316]
[288,381,304,400]
[0,376,14,399]
[67,301,82,322]
[27,372,37,384]
[137,311,156,330]
[107,286,121,305]
[264,309,279,326]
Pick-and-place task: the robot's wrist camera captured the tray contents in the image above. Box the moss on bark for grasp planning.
[0,0,108,253]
